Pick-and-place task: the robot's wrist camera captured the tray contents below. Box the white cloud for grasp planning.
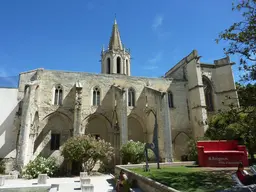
[152,15,163,30]
[151,15,171,40]
[148,52,163,64]
[143,65,159,70]
[143,52,163,70]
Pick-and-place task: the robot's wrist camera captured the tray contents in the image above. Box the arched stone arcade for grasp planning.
[83,113,112,142]
[173,131,191,160]
[127,115,146,142]
[33,111,72,158]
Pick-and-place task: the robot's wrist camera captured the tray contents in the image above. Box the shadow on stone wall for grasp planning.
[33,86,75,163]
[0,104,19,158]
[127,87,148,143]
[166,83,192,160]
[82,87,114,132]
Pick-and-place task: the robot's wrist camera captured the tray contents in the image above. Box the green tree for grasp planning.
[206,107,256,159]
[120,140,154,164]
[61,135,114,174]
[216,0,256,81]
[236,82,256,107]
[206,83,256,159]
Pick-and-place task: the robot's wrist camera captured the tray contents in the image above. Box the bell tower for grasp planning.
[101,19,131,76]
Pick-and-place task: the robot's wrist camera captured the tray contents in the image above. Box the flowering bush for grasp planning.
[0,159,5,174]
[61,135,114,174]
[98,158,115,174]
[120,140,154,164]
[22,156,58,179]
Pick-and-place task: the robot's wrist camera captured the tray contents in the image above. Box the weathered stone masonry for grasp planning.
[0,19,239,172]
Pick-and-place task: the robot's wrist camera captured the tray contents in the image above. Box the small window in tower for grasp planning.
[51,133,60,150]
[107,58,111,74]
[117,57,121,74]
[93,87,101,106]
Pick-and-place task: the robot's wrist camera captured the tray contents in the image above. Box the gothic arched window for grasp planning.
[106,58,111,74]
[203,76,214,112]
[168,91,174,108]
[117,57,121,74]
[128,88,135,107]
[93,87,100,106]
[54,85,63,105]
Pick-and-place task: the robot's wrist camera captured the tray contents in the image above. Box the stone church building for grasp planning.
[0,19,238,172]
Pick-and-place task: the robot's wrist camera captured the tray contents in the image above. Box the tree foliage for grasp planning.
[206,83,256,159]
[216,0,256,81]
[61,135,114,174]
[120,140,154,164]
[22,156,58,179]
[186,137,209,162]
[236,82,256,107]
[205,109,243,141]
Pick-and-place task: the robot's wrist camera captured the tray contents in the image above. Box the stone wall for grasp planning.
[36,70,174,160]
[166,51,238,139]
[13,51,239,166]
[201,57,238,112]
[0,88,19,172]
[15,69,196,164]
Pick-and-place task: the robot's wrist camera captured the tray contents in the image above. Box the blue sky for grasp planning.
[0,0,243,84]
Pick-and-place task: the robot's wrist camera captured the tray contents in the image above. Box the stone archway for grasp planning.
[34,112,72,159]
[77,113,113,174]
[85,114,111,142]
[173,132,190,160]
[128,116,145,142]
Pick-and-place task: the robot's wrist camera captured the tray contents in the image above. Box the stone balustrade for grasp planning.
[81,184,94,192]
[81,178,91,186]
[37,174,48,184]
[0,184,51,192]
[80,172,88,179]
[0,176,5,186]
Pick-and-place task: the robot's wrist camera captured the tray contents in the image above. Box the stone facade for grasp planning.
[0,19,239,172]
[0,88,19,172]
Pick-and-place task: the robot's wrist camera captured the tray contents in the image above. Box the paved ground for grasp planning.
[4,175,115,192]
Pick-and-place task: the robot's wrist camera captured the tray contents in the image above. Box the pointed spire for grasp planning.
[114,13,117,25]
[109,17,123,51]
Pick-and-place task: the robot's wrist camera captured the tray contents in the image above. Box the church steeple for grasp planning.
[101,19,131,76]
[108,19,123,50]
